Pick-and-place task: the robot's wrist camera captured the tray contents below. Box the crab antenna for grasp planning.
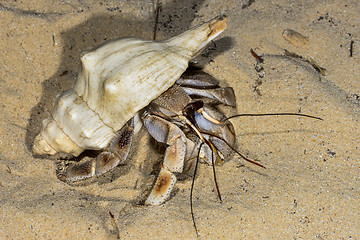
[190,142,204,238]
[205,138,223,202]
[200,131,266,169]
[181,116,225,196]
[223,112,323,121]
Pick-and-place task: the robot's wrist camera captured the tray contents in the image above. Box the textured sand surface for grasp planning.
[0,0,359,239]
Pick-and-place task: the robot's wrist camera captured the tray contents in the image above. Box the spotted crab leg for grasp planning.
[59,118,134,181]
[142,113,196,205]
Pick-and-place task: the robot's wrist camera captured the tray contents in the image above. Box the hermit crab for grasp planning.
[33,16,237,205]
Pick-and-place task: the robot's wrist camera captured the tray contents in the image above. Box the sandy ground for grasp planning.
[0,0,359,239]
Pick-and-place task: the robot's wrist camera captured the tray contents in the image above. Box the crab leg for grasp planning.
[176,69,236,107]
[182,87,236,107]
[195,105,236,160]
[143,113,196,205]
[175,69,220,87]
[59,119,134,181]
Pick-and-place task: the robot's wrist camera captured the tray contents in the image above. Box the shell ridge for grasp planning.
[75,93,116,133]
[116,62,188,121]
[92,39,161,77]
[53,90,116,150]
[103,44,191,89]
[75,41,173,116]
[47,113,83,151]
[82,37,148,62]
[100,38,154,62]
[98,46,190,129]
[49,116,77,144]
[76,38,156,104]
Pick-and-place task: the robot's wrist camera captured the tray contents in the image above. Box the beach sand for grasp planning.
[0,0,359,239]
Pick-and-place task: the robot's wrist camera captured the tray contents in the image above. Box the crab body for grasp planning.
[60,69,237,205]
[143,70,236,204]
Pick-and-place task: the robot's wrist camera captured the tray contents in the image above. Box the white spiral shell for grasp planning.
[33,16,228,156]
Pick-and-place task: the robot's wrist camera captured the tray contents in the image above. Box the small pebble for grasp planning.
[282,29,309,47]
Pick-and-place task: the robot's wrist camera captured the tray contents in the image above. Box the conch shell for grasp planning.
[33,16,228,156]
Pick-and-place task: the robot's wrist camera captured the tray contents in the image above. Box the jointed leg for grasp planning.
[59,118,134,181]
[143,113,196,205]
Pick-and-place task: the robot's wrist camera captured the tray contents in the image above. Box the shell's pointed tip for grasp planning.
[209,16,228,39]
[33,134,56,156]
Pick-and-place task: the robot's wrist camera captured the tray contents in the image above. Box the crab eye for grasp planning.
[182,100,204,116]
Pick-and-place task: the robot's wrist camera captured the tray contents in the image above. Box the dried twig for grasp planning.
[250,48,264,63]
[153,0,161,41]
[350,40,354,57]
[108,211,120,239]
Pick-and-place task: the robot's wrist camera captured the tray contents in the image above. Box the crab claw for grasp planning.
[58,118,134,181]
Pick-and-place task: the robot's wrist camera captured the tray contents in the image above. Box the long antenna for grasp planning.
[190,142,204,237]
[200,131,266,169]
[223,112,323,121]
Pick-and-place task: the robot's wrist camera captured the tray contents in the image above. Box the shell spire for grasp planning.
[166,15,227,55]
[33,16,228,156]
